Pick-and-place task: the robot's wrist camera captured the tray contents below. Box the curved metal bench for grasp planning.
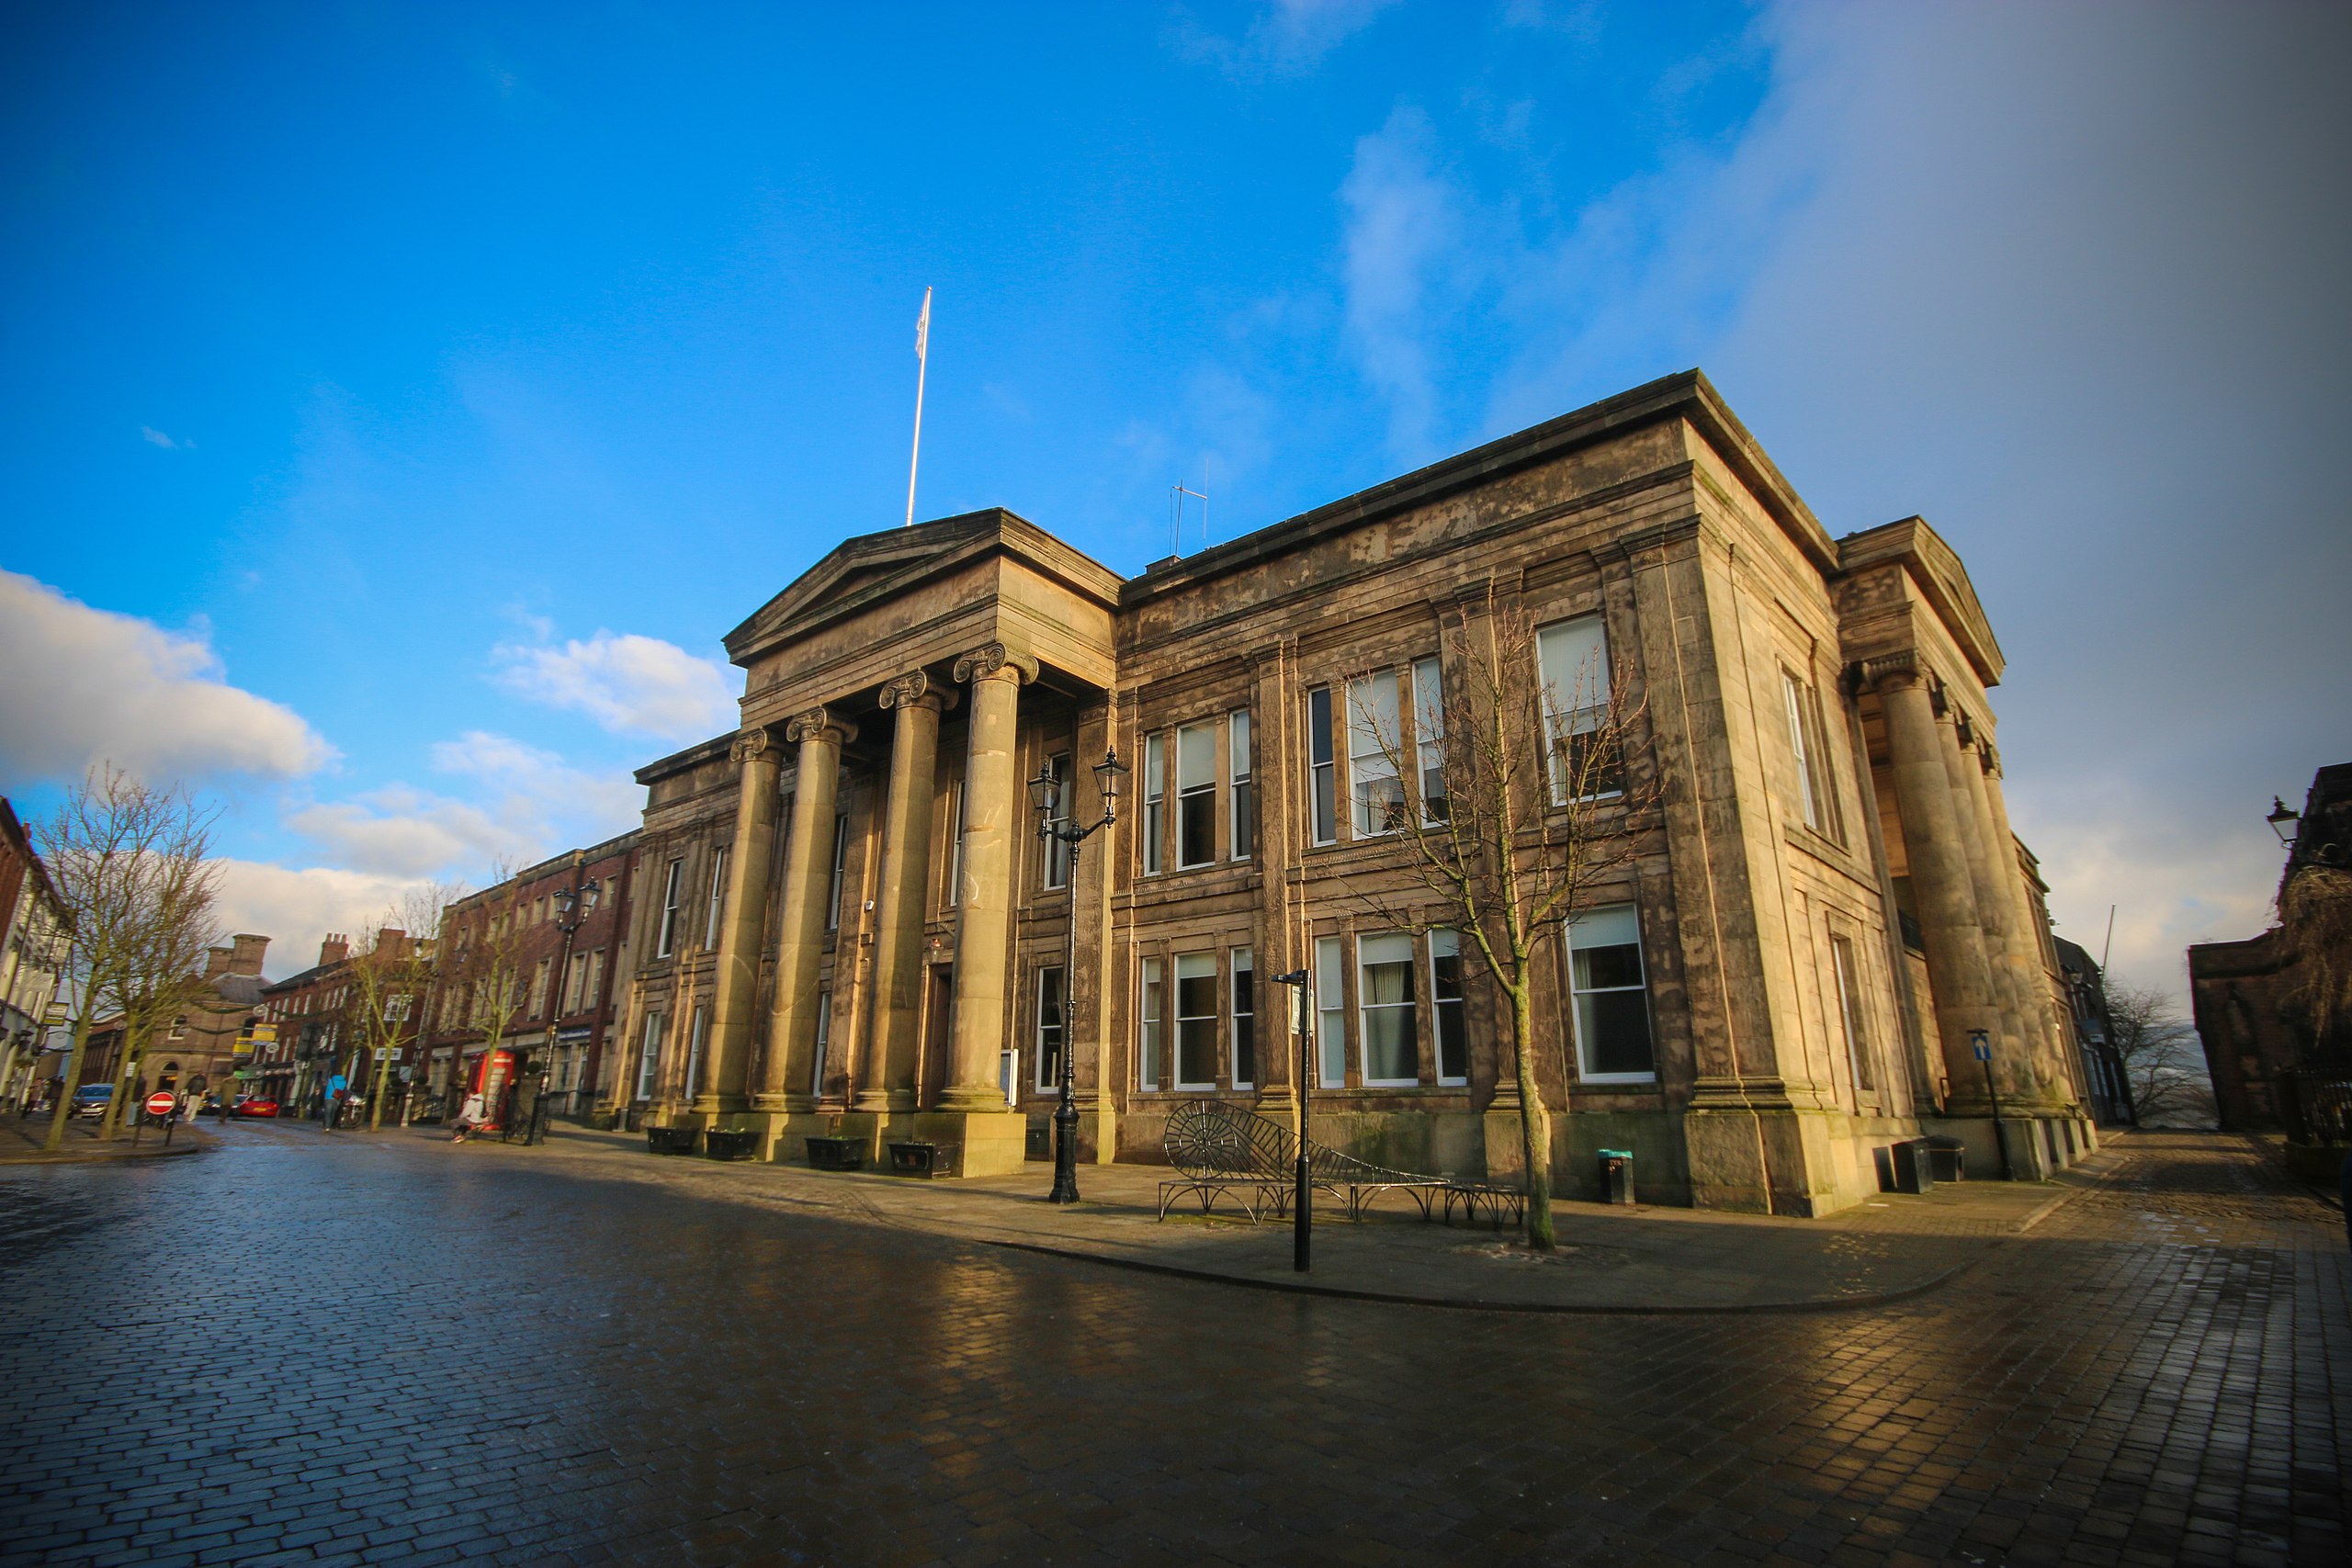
[1158,1100,1521,1227]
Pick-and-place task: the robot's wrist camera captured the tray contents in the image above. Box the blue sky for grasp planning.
[4,0,2346,992]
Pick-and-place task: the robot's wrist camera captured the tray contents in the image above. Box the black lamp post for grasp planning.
[540,854,603,1136]
[1270,967,1312,1271]
[2267,795,2302,850]
[1029,748,1125,1204]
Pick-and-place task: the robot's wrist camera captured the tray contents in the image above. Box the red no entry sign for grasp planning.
[145,1091,176,1117]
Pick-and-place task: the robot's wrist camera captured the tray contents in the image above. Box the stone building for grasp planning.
[251,931,430,1118]
[419,836,638,1124]
[608,371,2092,1213]
[0,796,68,1105]
[79,933,270,1110]
[2190,761,2352,1139]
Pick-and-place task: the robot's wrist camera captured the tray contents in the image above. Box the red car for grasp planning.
[232,1097,280,1119]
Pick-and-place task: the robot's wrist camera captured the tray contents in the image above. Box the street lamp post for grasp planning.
[1270,968,1312,1271]
[543,852,604,1139]
[1028,749,1126,1205]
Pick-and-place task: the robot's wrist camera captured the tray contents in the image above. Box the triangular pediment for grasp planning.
[721,508,1123,667]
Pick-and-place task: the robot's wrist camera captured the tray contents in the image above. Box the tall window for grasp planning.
[1568,904,1655,1081]
[1041,754,1072,889]
[530,959,552,1019]
[656,858,684,957]
[1413,657,1447,823]
[826,809,851,931]
[1229,710,1253,860]
[1430,930,1468,1084]
[1783,671,1844,843]
[811,991,832,1097]
[1347,671,1403,836]
[683,1005,708,1100]
[1830,934,1875,1094]
[1358,933,1419,1086]
[1230,946,1256,1089]
[1142,732,1166,874]
[566,953,590,1014]
[945,780,966,907]
[703,846,729,948]
[1177,722,1217,867]
[1307,688,1337,845]
[1537,615,1621,803]
[1175,953,1217,1089]
[585,949,605,1010]
[636,1010,664,1100]
[1139,957,1164,1089]
[1035,965,1065,1091]
[1315,937,1346,1087]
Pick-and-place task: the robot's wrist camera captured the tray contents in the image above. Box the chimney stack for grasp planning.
[228,933,270,977]
[204,945,232,979]
[319,932,349,966]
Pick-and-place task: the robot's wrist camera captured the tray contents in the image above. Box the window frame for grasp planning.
[683,1003,708,1100]
[1356,931,1421,1088]
[811,989,832,1098]
[1173,952,1219,1090]
[825,808,852,932]
[1315,936,1346,1088]
[1537,615,1621,806]
[1430,929,1468,1086]
[1307,688,1337,846]
[1566,903,1657,1084]
[656,857,684,958]
[1346,670,1404,839]
[1034,964,1066,1093]
[1138,955,1165,1091]
[703,845,729,949]
[1228,710,1253,861]
[1230,945,1256,1089]
[1142,732,1166,875]
[636,1010,665,1101]
[1412,657,1447,825]
[1829,932,1875,1096]
[1041,753,1073,890]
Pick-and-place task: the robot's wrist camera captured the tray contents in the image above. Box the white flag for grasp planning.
[914,286,932,360]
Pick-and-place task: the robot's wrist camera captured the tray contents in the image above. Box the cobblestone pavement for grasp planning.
[0,1127,2343,1567]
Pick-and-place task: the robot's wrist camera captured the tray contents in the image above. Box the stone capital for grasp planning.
[785,706,857,747]
[953,642,1038,686]
[1860,650,1925,693]
[729,728,774,765]
[878,670,956,714]
[1980,742,2001,777]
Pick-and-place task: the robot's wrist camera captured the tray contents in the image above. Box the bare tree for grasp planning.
[1338,587,1658,1248]
[2109,982,2215,1128]
[340,883,457,1132]
[36,767,221,1152]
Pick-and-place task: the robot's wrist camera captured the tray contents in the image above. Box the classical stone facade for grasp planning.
[610,371,2093,1213]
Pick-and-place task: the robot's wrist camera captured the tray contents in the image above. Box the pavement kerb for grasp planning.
[418,1120,2118,1316]
[0,1124,220,1166]
[970,1235,1995,1315]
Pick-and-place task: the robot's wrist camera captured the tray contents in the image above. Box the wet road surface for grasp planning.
[0,1125,2343,1566]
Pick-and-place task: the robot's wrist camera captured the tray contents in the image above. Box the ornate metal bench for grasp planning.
[1158,1100,1522,1228]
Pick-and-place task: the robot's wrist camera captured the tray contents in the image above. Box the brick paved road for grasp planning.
[0,1127,2343,1567]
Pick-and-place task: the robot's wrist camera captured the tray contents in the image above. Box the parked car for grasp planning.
[70,1084,113,1119]
[232,1097,280,1119]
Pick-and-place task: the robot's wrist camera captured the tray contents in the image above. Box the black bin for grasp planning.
[704,1128,761,1161]
[1885,1137,1934,1194]
[1925,1136,1968,1183]
[1597,1148,1635,1205]
[888,1141,953,1178]
[646,1125,698,1156]
[806,1135,864,1171]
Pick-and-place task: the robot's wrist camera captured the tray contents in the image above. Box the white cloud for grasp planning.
[141,425,194,450]
[1172,0,1400,78]
[1339,106,1469,464]
[492,629,734,741]
[212,860,435,981]
[0,570,334,785]
[285,730,641,880]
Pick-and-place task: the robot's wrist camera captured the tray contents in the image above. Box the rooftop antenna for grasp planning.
[1172,482,1207,555]
[904,286,932,528]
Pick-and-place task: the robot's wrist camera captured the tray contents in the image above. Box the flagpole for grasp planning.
[904,286,931,528]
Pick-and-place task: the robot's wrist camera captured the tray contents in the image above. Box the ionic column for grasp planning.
[854,672,946,1112]
[1971,742,2073,1101]
[940,642,1035,1112]
[1866,654,2006,1110]
[698,730,781,1111]
[1939,707,2035,1088]
[758,706,855,1111]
